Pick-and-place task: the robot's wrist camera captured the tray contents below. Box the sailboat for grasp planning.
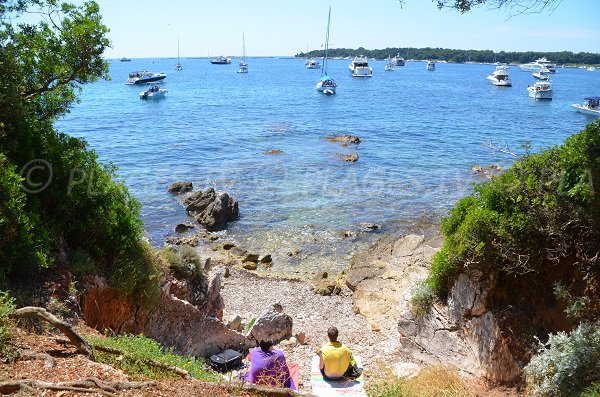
[316,6,336,95]
[238,33,248,73]
[175,37,182,71]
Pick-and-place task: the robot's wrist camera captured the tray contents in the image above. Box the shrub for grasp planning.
[0,290,17,362]
[161,245,204,279]
[524,321,600,397]
[409,281,434,317]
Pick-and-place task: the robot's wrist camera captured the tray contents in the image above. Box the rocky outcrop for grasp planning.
[348,234,522,384]
[178,187,239,231]
[248,304,293,344]
[168,181,193,194]
[326,135,361,144]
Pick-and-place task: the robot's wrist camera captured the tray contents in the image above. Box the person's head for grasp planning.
[259,340,273,353]
[327,326,339,342]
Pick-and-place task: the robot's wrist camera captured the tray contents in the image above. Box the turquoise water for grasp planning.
[56,58,600,276]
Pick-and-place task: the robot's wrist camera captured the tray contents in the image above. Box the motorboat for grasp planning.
[527,81,552,100]
[393,52,405,66]
[519,57,557,73]
[238,33,248,73]
[139,85,167,99]
[316,7,336,95]
[571,97,600,117]
[532,68,550,80]
[348,55,372,77]
[587,66,596,72]
[486,65,511,86]
[125,70,167,85]
[120,57,131,62]
[306,59,320,69]
[210,56,231,64]
[426,60,435,71]
[384,56,395,71]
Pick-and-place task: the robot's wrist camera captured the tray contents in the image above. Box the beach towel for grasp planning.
[310,355,367,397]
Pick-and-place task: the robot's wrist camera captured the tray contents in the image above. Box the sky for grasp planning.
[54,0,600,58]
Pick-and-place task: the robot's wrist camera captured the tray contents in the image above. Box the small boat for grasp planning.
[519,57,557,73]
[238,33,248,73]
[532,68,550,80]
[587,66,596,72]
[120,57,131,62]
[571,97,600,117]
[348,55,372,77]
[175,38,182,71]
[126,70,167,85]
[210,56,231,64]
[426,60,435,71]
[527,81,552,100]
[393,52,405,66]
[384,56,395,71]
[316,7,336,95]
[486,65,511,86]
[139,85,167,99]
[306,59,320,69]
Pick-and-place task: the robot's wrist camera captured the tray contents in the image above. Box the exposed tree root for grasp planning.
[0,378,155,396]
[11,306,93,356]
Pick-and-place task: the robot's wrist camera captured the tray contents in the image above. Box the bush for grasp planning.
[524,321,600,397]
[0,290,17,362]
[160,245,204,279]
[409,281,434,317]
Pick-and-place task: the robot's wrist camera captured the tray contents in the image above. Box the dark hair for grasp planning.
[327,326,338,342]
[259,340,273,353]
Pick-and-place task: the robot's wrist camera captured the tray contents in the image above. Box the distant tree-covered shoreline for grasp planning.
[296,47,600,65]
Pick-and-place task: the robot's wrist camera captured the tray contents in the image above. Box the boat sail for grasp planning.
[316,6,336,95]
[175,37,182,71]
[238,33,248,73]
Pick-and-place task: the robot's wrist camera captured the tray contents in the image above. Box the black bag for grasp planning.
[208,349,242,372]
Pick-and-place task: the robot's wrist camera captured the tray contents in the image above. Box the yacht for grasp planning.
[527,81,552,100]
[385,56,395,71]
[139,85,167,99]
[306,59,320,69]
[426,60,435,71]
[571,97,600,117]
[486,65,511,86]
[519,57,557,73]
[316,6,337,95]
[348,55,372,77]
[532,68,550,80]
[393,53,405,66]
[125,70,167,85]
[210,56,231,64]
[120,57,131,62]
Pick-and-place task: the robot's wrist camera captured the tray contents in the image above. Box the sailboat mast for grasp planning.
[321,6,331,75]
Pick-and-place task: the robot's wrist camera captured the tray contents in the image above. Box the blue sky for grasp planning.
[90,0,598,58]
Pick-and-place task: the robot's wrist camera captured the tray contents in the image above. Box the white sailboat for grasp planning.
[175,37,182,71]
[316,6,336,95]
[238,33,248,74]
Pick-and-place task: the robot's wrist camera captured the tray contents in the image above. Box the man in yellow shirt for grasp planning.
[317,326,357,380]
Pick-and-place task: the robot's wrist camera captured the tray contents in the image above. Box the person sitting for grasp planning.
[317,326,360,380]
[243,340,296,390]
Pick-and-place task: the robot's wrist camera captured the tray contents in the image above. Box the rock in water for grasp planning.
[168,181,193,194]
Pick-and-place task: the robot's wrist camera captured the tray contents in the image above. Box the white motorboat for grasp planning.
[139,85,167,99]
[571,97,600,117]
[532,68,550,80]
[306,58,320,69]
[393,52,405,66]
[120,57,131,62]
[126,70,167,85]
[238,33,248,73]
[384,56,395,71]
[486,65,511,86]
[316,6,337,95]
[348,55,372,77]
[587,66,596,72]
[519,57,557,73]
[210,56,231,64]
[527,81,552,100]
[426,60,435,71]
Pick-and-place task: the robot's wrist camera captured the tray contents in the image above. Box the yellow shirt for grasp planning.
[320,342,351,378]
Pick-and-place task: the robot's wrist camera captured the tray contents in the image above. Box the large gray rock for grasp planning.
[168,181,193,194]
[195,192,239,231]
[248,303,293,343]
[184,188,217,214]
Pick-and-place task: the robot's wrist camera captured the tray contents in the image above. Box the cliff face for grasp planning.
[346,234,524,383]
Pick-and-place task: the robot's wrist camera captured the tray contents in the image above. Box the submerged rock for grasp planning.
[168,181,193,194]
[263,149,284,155]
[174,223,195,233]
[337,153,359,162]
[326,135,361,144]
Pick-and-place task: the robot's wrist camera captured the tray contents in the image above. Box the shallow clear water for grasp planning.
[56,58,600,276]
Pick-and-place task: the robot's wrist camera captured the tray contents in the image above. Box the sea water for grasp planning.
[56,58,600,277]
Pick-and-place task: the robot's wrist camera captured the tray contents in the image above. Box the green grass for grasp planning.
[88,334,220,381]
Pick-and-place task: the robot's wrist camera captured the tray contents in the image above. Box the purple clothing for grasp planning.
[243,347,296,390]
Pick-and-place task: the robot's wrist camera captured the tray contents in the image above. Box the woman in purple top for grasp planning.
[244,340,296,390]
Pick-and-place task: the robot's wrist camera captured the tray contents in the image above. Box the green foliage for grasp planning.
[580,383,600,397]
[0,290,17,362]
[89,334,220,382]
[160,246,204,279]
[409,281,434,317]
[426,121,600,308]
[525,321,600,397]
[368,382,407,397]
